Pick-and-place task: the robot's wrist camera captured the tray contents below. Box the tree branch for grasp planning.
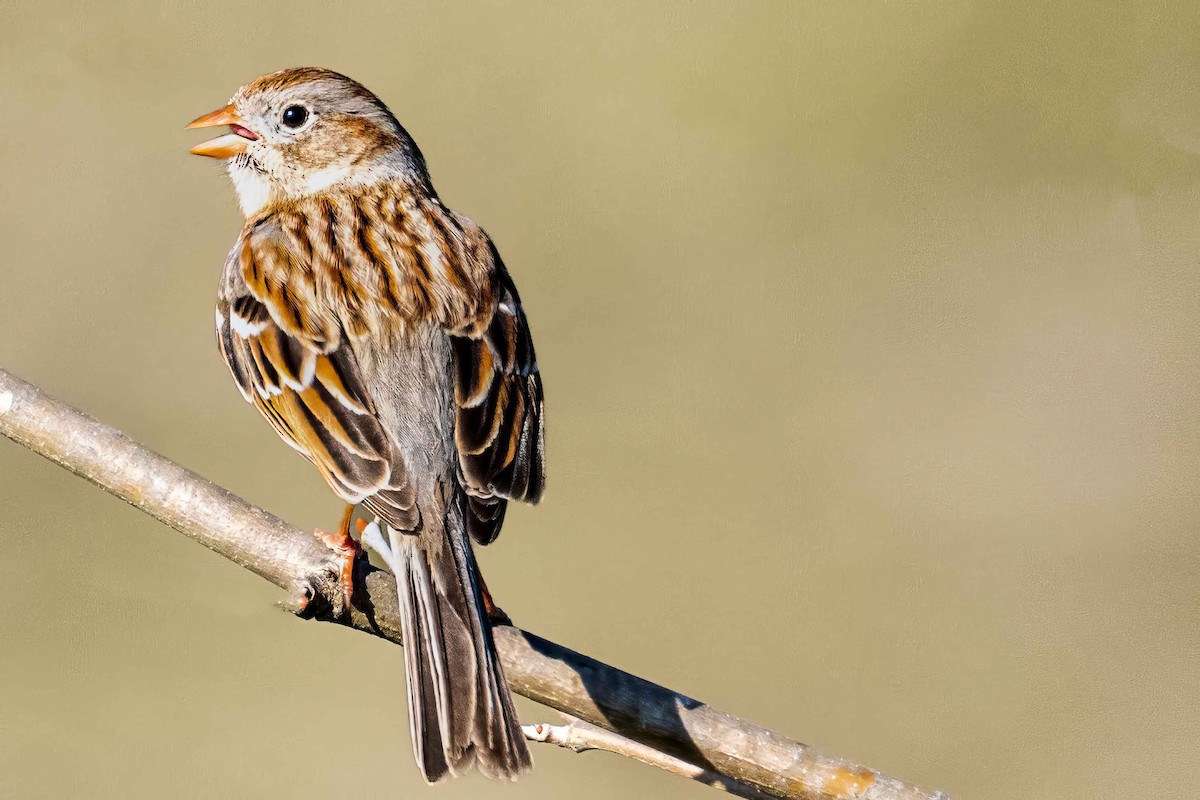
[0,368,948,800]
[524,715,783,799]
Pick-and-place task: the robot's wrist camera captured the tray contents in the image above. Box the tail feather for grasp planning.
[384,500,531,783]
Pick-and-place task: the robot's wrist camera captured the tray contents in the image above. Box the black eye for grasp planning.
[281,105,309,129]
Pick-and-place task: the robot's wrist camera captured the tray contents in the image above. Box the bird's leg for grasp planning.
[475,563,512,627]
[311,503,360,614]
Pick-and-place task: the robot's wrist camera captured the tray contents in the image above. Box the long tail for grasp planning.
[381,496,531,783]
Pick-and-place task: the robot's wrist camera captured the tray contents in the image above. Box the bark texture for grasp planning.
[0,368,948,800]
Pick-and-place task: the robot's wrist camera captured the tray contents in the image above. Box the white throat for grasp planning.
[228,160,272,217]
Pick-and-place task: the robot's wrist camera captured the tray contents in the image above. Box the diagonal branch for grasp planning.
[524,715,783,799]
[0,368,948,800]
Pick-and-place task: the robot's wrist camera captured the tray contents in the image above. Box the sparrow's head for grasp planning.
[188,68,426,216]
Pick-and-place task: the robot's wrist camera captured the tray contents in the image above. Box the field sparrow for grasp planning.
[188,67,543,782]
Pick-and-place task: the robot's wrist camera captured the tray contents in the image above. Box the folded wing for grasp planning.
[446,233,545,545]
[215,217,417,529]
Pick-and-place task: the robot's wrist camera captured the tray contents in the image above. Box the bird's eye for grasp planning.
[280,105,309,129]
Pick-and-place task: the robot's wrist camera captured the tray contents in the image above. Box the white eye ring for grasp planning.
[279,104,314,132]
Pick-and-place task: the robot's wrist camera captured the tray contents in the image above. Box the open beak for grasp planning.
[187,103,259,159]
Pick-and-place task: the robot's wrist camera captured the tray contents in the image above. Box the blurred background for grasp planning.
[2,2,1199,798]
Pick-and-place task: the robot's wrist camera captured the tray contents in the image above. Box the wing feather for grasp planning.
[215,217,417,528]
[443,221,545,545]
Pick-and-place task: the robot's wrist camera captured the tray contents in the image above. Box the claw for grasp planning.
[315,528,360,613]
[313,503,361,615]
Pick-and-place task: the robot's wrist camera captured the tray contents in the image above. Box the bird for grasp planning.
[187,67,543,783]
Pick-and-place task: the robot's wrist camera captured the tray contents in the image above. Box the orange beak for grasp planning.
[187,103,259,159]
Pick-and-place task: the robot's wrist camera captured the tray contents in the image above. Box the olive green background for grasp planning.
[2,2,1199,798]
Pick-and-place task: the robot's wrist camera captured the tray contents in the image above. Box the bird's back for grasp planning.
[352,317,458,502]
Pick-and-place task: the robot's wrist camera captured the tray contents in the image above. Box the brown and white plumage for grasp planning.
[193,68,542,782]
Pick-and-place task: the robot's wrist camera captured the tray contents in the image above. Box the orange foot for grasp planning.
[476,566,512,627]
[313,503,361,614]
